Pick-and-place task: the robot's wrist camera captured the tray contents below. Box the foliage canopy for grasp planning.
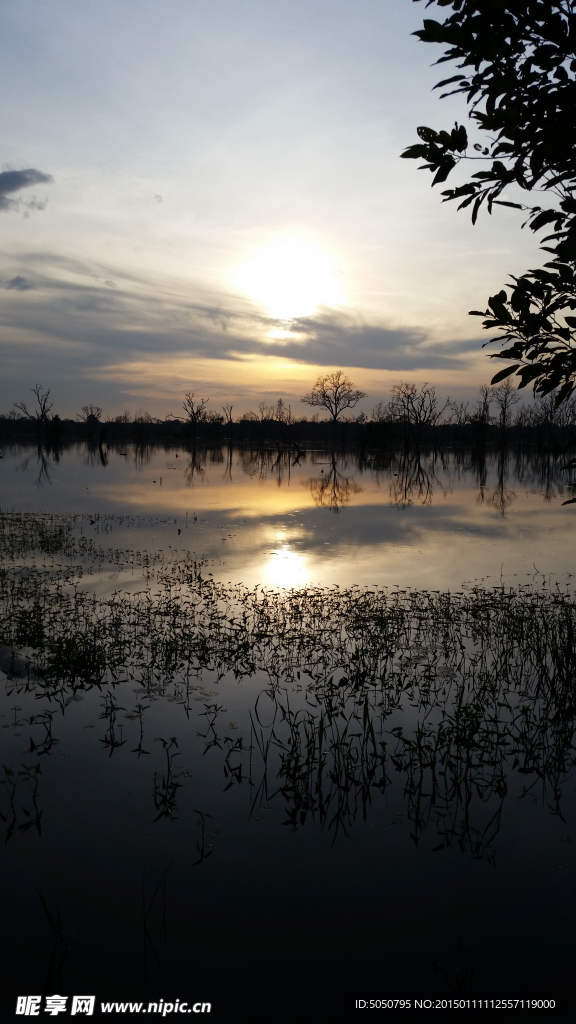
[403,0,576,404]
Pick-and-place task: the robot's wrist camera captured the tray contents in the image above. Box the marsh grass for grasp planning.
[0,763,42,841]
[36,887,68,993]
[1,511,576,858]
[153,737,181,820]
[141,864,174,985]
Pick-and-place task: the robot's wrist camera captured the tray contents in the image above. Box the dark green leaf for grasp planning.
[416,126,438,143]
[490,365,520,385]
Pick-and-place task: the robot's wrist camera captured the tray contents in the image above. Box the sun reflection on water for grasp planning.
[265,546,308,589]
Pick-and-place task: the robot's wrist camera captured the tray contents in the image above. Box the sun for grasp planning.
[237,240,342,320]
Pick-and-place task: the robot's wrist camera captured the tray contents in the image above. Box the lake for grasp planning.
[1,442,575,1021]
[3,441,576,590]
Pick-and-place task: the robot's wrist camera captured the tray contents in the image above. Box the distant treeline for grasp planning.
[2,381,576,449]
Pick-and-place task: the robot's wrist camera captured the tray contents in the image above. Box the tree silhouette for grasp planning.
[14,384,53,422]
[491,379,521,434]
[389,382,451,443]
[182,391,209,441]
[77,404,103,423]
[301,371,366,422]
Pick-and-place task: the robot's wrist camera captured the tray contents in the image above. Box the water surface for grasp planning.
[1,443,575,1022]
[2,441,576,590]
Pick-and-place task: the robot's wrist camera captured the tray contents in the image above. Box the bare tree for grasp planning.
[473,385,492,426]
[273,398,292,423]
[301,371,366,423]
[257,398,293,424]
[183,392,209,425]
[14,384,53,421]
[77,404,103,422]
[523,391,576,431]
[222,404,234,426]
[449,401,470,427]
[491,380,520,433]
[183,391,209,442]
[371,401,391,423]
[388,383,450,428]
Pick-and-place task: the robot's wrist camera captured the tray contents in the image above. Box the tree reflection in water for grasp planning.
[484,450,516,516]
[388,449,448,507]
[11,440,576,517]
[18,444,54,488]
[307,451,362,511]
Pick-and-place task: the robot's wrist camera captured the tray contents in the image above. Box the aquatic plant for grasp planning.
[1,511,575,857]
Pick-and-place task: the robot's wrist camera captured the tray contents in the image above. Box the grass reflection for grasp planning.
[1,511,576,861]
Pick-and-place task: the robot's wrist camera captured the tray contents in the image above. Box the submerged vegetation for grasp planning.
[1,510,575,861]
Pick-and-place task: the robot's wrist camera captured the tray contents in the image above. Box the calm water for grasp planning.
[1,443,576,1022]
[2,441,576,590]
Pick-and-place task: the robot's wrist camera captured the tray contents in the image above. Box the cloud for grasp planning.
[0,168,53,211]
[275,310,480,371]
[0,252,483,404]
[4,275,35,291]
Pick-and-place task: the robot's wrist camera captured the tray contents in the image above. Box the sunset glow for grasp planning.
[0,0,539,416]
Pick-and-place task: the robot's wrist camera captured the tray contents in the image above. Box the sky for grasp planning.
[0,0,543,421]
